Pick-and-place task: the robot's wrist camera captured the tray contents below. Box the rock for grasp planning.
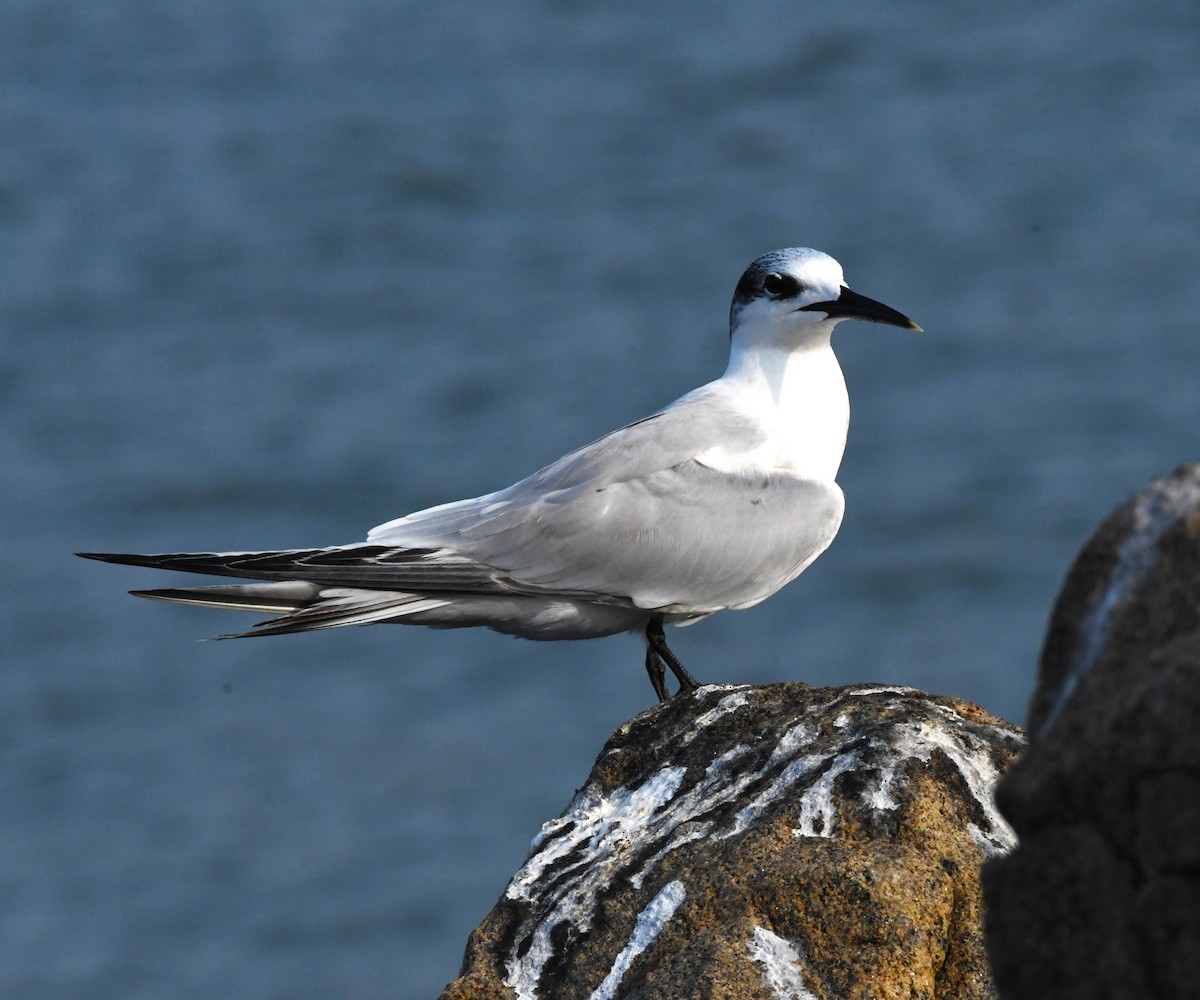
[440,682,1023,1000]
[984,464,1200,1000]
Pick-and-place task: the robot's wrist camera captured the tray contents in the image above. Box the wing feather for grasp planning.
[81,383,845,615]
[366,389,845,612]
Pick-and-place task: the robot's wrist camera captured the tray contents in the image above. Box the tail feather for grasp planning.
[225,594,452,638]
[126,580,452,638]
[131,582,322,614]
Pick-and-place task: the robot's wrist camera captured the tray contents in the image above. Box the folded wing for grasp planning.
[80,386,844,628]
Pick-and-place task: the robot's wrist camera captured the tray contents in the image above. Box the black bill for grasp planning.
[800,286,922,331]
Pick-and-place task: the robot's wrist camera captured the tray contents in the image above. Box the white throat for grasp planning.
[700,331,850,482]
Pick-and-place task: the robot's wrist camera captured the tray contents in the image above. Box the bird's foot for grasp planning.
[645,616,701,703]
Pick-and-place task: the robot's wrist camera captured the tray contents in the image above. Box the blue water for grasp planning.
[3,1,1198,996]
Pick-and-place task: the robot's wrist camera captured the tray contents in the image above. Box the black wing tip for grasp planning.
[77,551,172,569]
[216,618,302,640]
[77,549,139,566]
[128,588,180,600]
[214,628,262,640]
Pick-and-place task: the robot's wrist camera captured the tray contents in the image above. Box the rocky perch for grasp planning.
[984,464,1200,999]
[437,468,1200,999]
[441,683,1023,1000]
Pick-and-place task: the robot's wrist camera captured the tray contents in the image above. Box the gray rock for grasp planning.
[441,682,1022,1000]
[985,464,1200,1000]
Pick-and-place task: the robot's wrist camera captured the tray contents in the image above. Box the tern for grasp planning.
[80,248,919,702]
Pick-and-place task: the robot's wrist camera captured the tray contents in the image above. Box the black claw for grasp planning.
[645,616,700,701]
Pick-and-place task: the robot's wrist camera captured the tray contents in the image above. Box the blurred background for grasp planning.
[3,0,1197,996]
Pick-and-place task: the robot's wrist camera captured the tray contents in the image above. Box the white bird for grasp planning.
[80,248,919,702]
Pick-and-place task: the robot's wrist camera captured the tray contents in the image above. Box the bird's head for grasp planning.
[728,248,920,349]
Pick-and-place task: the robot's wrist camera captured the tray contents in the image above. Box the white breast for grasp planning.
[698,340,850,481]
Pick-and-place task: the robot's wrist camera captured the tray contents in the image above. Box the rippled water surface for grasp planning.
[3,1,1198,996]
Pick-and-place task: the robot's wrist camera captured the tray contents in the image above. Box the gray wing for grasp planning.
[367,388,845,612]
[79,386,844,621]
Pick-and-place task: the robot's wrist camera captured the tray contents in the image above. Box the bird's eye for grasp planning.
[763,272,792,297]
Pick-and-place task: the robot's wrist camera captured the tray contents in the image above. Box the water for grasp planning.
[3,0,1198,996]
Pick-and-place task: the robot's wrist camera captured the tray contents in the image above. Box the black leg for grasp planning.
[645,616,700,700]
[644,643,669,703]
